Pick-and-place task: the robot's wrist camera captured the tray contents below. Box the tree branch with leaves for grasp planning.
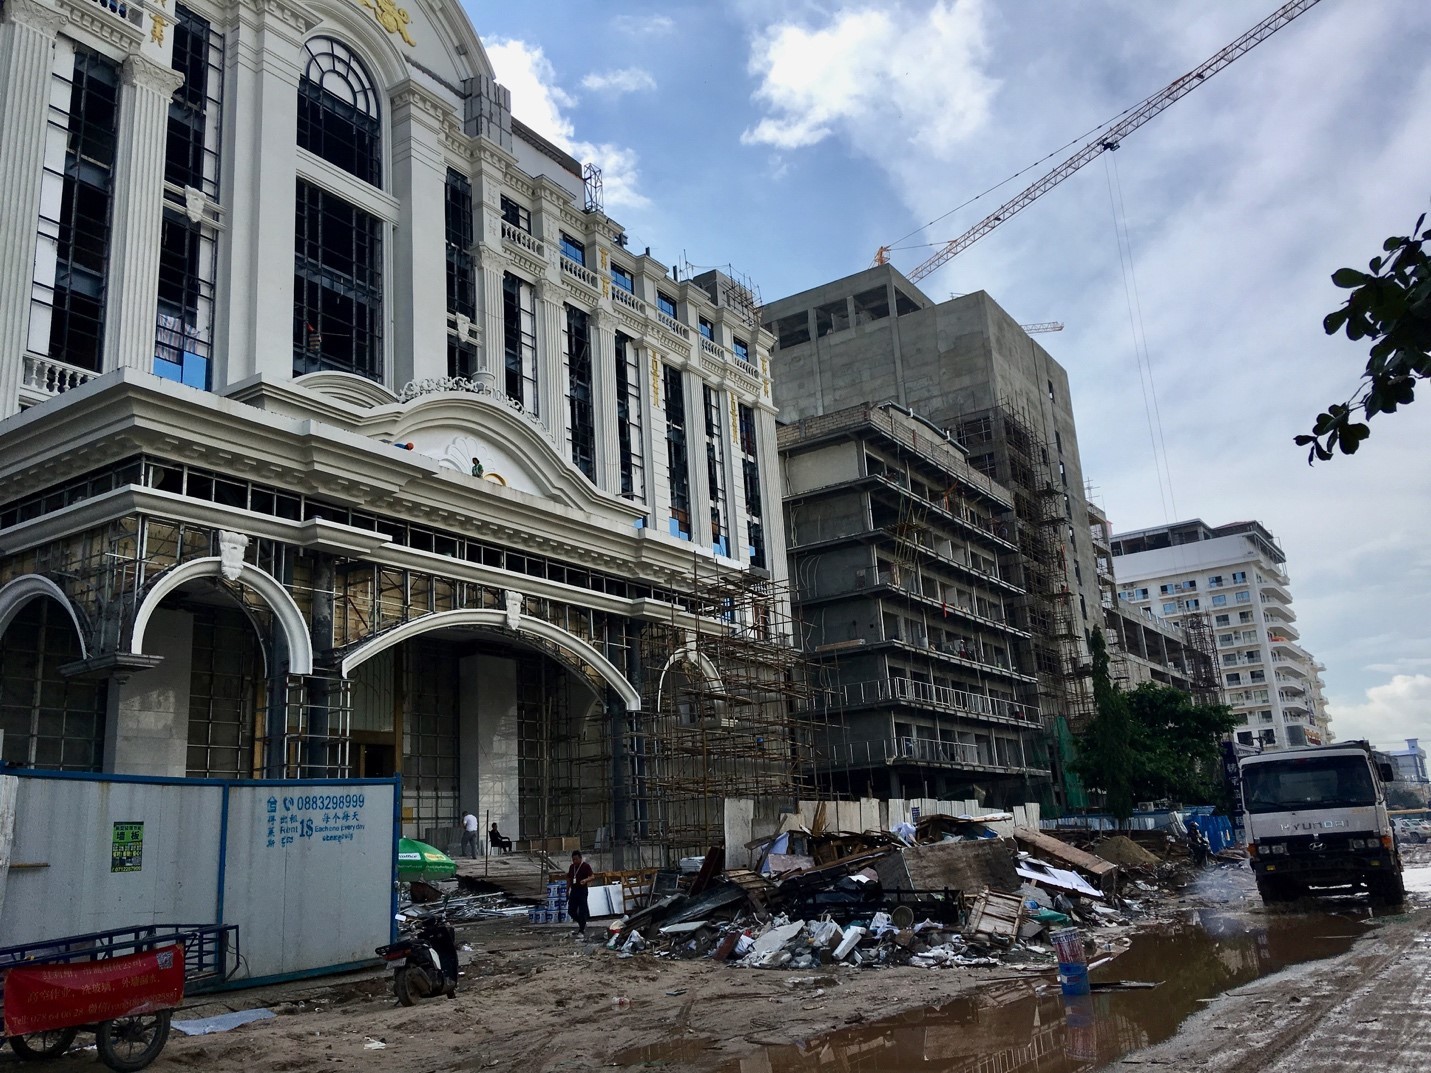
[1298,211,1431,462]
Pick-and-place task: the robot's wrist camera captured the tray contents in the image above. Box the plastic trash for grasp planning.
[611,995,631,1008]
[833,925,866,960]
[363,1038,387,1050]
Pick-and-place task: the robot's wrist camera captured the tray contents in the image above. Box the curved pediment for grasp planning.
[389,393,635,516]
[293,371,400,410]
[298,0,495,91]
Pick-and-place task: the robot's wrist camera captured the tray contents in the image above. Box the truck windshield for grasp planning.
[1242,755,1377,814]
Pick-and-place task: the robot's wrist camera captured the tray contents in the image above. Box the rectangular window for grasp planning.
[739,403,766,568]
[1133,588,1148,601]
[1249,670,1266,683]
[502,273,538,412]
[564,305,595,480]
[1235,590,1251,604]
[1215,614,1230,626]
[1232,570,1247,583]
[154,210,214,389]
[1208,575,1223,588]
[704,386,728,556]
[698,316,714,341]
[166,6,223,197]
[559,232,585,266]
[293,180,383,380]
[445,169,475,319]
[31,45,121,372]
[732,337,750,363]
[1226,673,1242,685]
[1185,598,1200,610]
[499,195,530,233]
[656,292,677,319]
[1160,584,1173,595]
[610,262,634,294]
[1211,594,1227,607]
[614,332,644,503]
[1222,653,1239,667]
[664,364,690,539]
[1162,602,1177,615]
[447,337,476,379]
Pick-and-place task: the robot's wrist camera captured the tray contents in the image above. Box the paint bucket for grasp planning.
[1049,927,1085,965]
[1057,962,1090,997]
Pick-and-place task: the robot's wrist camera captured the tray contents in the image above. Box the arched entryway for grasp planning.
[0,576,102,771]
[342,611,636,845]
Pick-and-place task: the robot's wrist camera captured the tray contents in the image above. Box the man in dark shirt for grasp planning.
[567,850,594,938]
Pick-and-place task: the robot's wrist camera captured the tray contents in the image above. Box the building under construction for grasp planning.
[765,268,1108,808]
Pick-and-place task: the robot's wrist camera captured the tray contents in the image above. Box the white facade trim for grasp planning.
[0,574,88,656]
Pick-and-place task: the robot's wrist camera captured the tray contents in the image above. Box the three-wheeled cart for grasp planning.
[0,923,238,1071]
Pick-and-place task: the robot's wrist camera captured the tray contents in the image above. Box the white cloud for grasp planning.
[613,13,674,36]
[483,38,650,212]
[581,67,657,95]
[1326,675,1431,752]
[742,1,998,155]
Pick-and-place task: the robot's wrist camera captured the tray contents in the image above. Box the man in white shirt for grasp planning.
[461,810,479,858]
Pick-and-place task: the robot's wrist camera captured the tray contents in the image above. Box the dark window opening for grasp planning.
[814,300,849,337]
[34,47,120,372]
[610,262,634,294]
[738,403,765,568]
[166,5,223,197]
[293,179,383,380]
[732,337,750,363]
[704,385,727,555]
[656,292,677,319]
[297,36,381,186]
[565,305,595,480]
[769,312,810,349]
[444,169,475,318]
[499,195,530,233]
[698,317,714,341]
[852,287,890,324]
[615,332,644,502]
[503,273,537,410]
[665,364,690,538]
[448,337,476,379]
[154,209,214,389]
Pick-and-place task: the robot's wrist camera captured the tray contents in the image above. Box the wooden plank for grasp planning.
[1012,826,1119,892]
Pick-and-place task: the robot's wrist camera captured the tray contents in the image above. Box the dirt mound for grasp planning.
[1092,835,1161,868]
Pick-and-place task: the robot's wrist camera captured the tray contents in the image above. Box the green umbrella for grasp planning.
[397,837,457,882]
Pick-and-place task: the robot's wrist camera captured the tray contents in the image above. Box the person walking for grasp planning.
[461,810,479,858]
[567,849,594,939]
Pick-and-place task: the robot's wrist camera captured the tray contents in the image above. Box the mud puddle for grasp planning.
[712,909,1367,1072]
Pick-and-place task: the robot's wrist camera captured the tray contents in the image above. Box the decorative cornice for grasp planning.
[1,0,68,36]
[54,0,142,48]
[245,0,317,37]
[121,52,183,96]
[391,79,452,127]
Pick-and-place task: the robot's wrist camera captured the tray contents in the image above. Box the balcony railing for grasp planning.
[611,286,646,316]
[22,354,98,399]
[814,736,1050,777]
[560,255,599,291]
[500,220,545,258]
[814,675,1040,725]
[656,310,690,340]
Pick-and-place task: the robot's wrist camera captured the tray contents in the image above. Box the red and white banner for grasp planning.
[3,944,185,1036]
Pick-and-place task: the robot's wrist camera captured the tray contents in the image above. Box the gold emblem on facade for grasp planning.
[360,0,415,46]
[149,11,167,44]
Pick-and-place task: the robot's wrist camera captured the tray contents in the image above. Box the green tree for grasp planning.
[1073,630,1238,820]
[1071,629,1136,821]
[1298,210,1431,462]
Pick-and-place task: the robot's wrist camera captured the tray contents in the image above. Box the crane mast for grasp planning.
[888,0,1324,284]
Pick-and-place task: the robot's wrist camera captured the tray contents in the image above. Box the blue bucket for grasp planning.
[1058,962,1090,997]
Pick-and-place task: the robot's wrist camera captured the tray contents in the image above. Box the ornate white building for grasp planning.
[0,0,790,859]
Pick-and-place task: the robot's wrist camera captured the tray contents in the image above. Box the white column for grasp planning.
[0,0,66,418]
[215,0,308,384]
[686,368,711,548]
[535,279,565,445]
[390,84,448,388]
[102,55,184,374]
[476,260,503,391]
[589,310,619,495]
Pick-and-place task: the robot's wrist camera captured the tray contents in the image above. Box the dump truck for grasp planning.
[1241,741,1404,906]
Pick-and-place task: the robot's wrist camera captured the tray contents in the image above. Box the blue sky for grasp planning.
[462,1,1431,752]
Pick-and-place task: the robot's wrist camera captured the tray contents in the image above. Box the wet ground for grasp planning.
[702,908,1371,1073]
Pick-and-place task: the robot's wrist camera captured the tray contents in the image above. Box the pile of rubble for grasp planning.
[588,808,1227,973]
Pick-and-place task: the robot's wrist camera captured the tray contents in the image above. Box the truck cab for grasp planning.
[1240,742,1404,906]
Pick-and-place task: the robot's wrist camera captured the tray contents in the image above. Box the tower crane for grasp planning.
[874,0,1324,283]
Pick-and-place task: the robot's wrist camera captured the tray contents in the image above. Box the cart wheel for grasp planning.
[95,1011,170,1072]
[8,1028,79,1060]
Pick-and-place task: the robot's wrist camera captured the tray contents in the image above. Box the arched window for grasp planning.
[297,36,381,185]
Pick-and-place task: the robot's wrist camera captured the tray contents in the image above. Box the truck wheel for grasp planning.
[1256,877,1297,904]
[1369,873,1406,907]
[96,1011,170,1072]
[9,1028,79,1060]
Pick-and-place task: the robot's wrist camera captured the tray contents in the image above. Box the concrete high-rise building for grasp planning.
[764,266,1103,805]
[0,0,794,861]
[1110,520,1330,749]
[779,402,1050,805]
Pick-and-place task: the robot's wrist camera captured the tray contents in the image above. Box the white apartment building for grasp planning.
[1110,519,1330,750]
[0,0,789,860]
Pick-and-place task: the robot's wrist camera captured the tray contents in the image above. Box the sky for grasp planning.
[461,0,1431,753]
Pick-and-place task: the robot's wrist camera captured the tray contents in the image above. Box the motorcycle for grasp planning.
[375,906,459,1005]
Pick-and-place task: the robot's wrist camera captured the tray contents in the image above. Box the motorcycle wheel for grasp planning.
[9,1028,80,1060]
[96,1011,170,1072]
[395,965,436,1006]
